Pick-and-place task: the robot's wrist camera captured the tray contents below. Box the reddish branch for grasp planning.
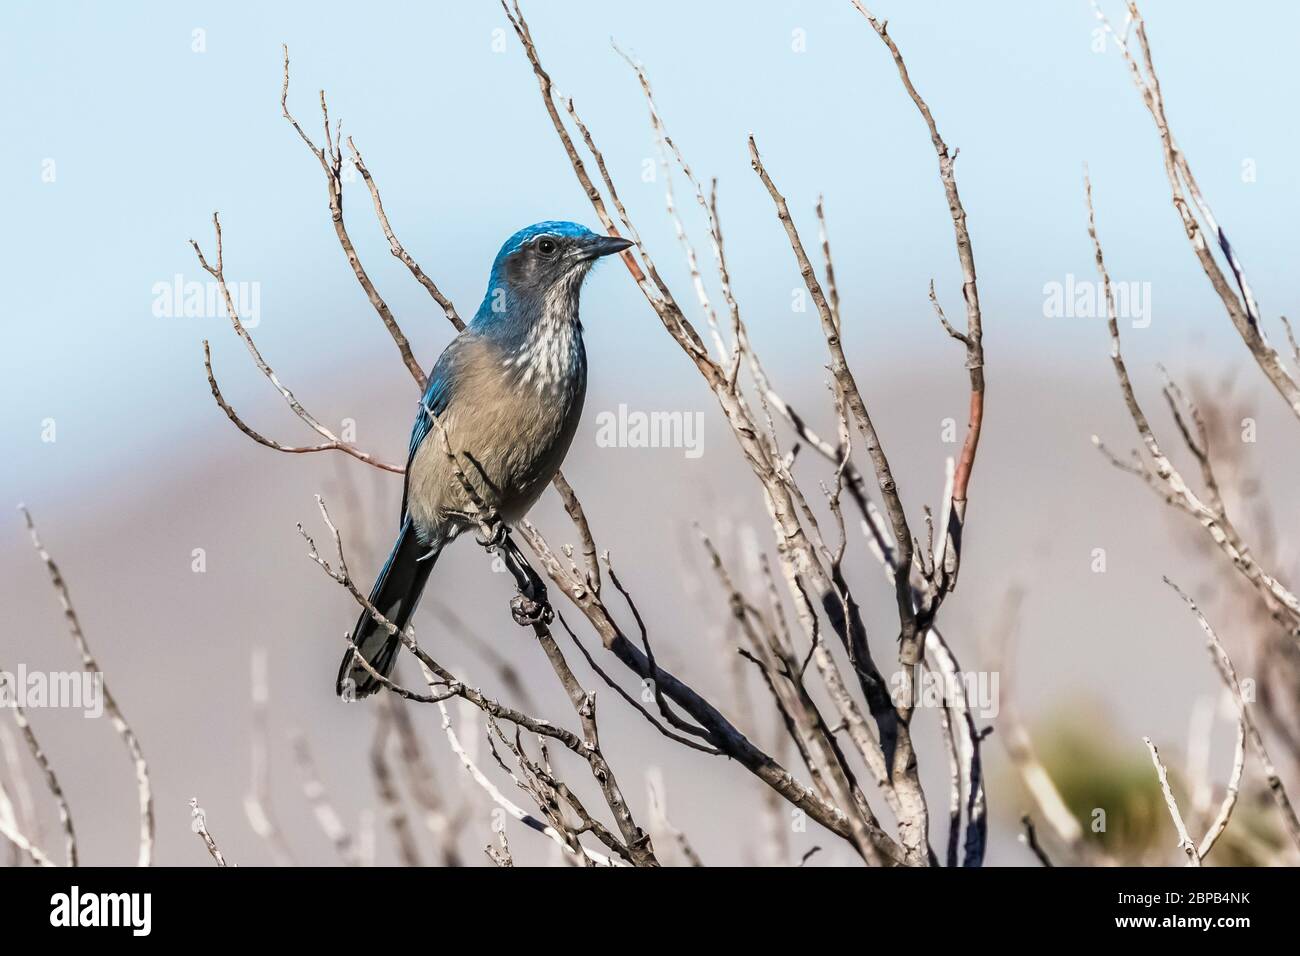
[850,0,986,591]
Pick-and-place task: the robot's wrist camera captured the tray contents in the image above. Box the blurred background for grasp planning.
[2,0,1298,865]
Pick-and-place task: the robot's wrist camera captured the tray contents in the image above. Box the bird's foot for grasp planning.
[510,592,554,627]
[475,516,510,550]
[509,559,554,627]
[478,519,554,628]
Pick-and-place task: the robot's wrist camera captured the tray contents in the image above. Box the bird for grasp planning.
[337,221,633,699]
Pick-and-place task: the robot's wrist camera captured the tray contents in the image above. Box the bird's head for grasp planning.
[475,221,633,328]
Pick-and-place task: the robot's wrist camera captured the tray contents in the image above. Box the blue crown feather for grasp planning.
[494,220,597,262]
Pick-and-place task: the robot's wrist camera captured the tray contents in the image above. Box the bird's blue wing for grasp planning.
[408,363,453,461]
[400,339,463,523]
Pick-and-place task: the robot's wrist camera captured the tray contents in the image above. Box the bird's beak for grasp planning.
[580,235,635,260]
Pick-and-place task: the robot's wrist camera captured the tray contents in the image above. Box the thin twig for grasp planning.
[281,46,426,388]
[1143,736,1200,866]
[1020,814,1054,867]
[19,505,153,866]
[1165,578,1300,853]
[438,700,623,867]
[1,676,76,865]
[189,798,230,867]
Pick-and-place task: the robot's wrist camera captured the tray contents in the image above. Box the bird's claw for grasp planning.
[476,519,509,550]
[510,593,554,627]
[480,521,553,627]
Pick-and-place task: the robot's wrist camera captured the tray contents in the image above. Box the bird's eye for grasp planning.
[537,237,557,256]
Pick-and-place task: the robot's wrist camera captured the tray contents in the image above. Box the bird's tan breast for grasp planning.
[405,332,585,532]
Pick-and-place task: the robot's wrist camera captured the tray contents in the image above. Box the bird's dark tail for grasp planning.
[337,518,439,700]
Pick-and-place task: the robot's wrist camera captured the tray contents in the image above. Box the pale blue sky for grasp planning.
[2,0,1297,507]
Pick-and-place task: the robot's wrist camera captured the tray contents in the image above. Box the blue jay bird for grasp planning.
[337,221,633,699]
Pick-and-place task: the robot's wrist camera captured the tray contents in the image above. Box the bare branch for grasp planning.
[1,672,76,865]
[850,0,986,593]
[646,768,704,866]
[502,0,900,851]
[347,137,465,332]
[1084,174,1300,634]
[189,798,230,867]
[1092,1,1300,420]
[1143,736,1200,866]
[1165,578,1300,853]
[0,805,54,867]
[437,700,624,867]
[281,45,426,388]
[1197,701,1246,862]
[191,217,403,473]
[749,137,921,669]
[1020,814,1054,867]
[19,505,153,867]
[203,341,402,473]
